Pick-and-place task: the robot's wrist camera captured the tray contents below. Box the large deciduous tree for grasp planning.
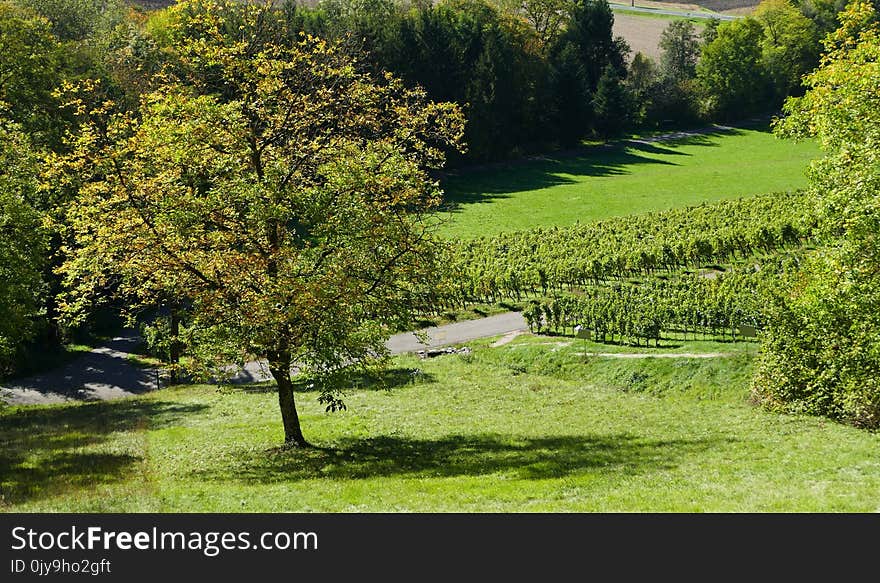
[754,0,819,100]
[696,17,769,119]
[60,0,464,446]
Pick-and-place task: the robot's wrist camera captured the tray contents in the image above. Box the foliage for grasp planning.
[755,0,820,100]
[797,0,850,35]
[659,19,700,83]
[544,0,628,142]
[98,14,169,110]
[16,0,126,41]
[552,0,625,92]
[651,20,702,126]
[695,0,823,119]
[754,0,880,427]
[60,0,464,445]
[701,17,721,46]
[592,64,631,137]
[278,0,554,162]
[547,40,592,145]
[696,17,770,119]
[0,119,48,374]
[436,191,815,310]
[625,52,657,100]
[511,0,569,51]
[0,1,65,147]
[523,259,799,346]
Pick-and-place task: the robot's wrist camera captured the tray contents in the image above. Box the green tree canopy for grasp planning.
[0,117,47,374]
[754,0,820,100]
[592,63,630,136]
[696,17,770,119]
[16,0,125,42]
[0,1,64,147]
[659,19,699,83]
[512,0,569,51]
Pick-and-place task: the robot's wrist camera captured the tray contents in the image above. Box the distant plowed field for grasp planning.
[613,13,696,60]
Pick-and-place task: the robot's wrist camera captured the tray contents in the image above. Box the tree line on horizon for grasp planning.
[282,0,835,163]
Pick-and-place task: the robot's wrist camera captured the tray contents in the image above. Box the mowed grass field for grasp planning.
[4,336,879,512]
[438,125,820,238]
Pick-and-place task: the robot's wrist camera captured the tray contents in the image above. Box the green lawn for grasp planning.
[4,335,879,512]
[438,124,820,238]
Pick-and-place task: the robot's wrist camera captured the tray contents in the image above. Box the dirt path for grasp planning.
[610,2,741,20]
[490,330,528,347]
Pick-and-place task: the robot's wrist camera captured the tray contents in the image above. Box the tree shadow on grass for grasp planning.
[440,125,747,213]
[193,433,731,483]
[0,332,160,405]
[0,399,207,505]
[442,147,681,211]
[629,125,747,149]
[229,367,438,395]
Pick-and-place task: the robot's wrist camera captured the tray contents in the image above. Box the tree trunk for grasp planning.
[269,354,309,447]
[169,303,181,384]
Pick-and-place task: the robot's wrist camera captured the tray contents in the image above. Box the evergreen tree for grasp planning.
[593,64,630,136]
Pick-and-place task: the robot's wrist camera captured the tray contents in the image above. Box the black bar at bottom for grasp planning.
[1,514,876,580]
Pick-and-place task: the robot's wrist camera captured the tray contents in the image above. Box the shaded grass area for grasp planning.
[0,400,205,507]
[3,343,93,382]
[203,433,722,484]
[3,338,879,512]
[438,125,819,238]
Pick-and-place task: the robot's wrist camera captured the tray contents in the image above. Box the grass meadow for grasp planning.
[4,335,879,512]
[438,124,820,238]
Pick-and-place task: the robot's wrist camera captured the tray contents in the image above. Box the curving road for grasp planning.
[386,312,527,354]
[0,313,529,405]
[226,311,529,384]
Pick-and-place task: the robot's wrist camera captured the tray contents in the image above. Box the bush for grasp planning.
[751,260,880,428]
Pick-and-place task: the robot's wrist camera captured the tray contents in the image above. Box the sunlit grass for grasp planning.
[438,124,820,238]
[3,336,879,512]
